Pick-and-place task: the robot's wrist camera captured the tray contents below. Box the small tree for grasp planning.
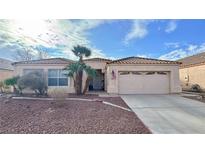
[17,71,47,95]
[4,76,20,93]
[15,47,33,61]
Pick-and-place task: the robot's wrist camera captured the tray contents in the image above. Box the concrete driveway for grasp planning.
[121,94,205,134]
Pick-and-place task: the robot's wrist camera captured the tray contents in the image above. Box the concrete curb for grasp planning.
[12,96,132,112]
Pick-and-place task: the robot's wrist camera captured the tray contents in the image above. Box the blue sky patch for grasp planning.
[0,19,205,61]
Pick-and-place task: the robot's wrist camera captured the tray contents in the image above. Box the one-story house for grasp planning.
[0,58,14,81]
[12,56,181,94]
[178,52,205,91]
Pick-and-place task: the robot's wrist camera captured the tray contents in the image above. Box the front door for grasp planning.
[89,70,104,91]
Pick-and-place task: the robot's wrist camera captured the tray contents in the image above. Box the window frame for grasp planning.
[48,69,69,87]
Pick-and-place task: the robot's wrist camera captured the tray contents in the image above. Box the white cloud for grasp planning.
[165,20,177,33]
[164,42,180,49]
[0,19,109,61]
[124,20,151,44]
[159,49,187,61]
[159,43,205,60]
[136,54,150,58]
[187,44,198,51]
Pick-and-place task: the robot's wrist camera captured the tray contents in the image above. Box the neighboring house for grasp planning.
[12,57,181,94]
[0,58,14,81]
[178,52,205,91]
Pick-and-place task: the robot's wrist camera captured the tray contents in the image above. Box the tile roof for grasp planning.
[178,52,205,68]
[12,58,74,65]
[83,57,112,62]
[108,56,180,65]
[0,58,14,70]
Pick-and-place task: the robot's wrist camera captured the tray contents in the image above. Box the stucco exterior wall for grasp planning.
[13,64,75,93]
[179,64,205,90]
[13,61,181,94]
[84,61,107,72]
[14,61,108,94]
[106,64,181,94]
[0,69,13,81]
[83,61,107,92]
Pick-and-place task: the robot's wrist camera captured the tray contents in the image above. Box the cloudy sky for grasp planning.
[0,19,205,61]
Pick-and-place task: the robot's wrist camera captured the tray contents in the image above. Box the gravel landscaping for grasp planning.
[0,96,150,134]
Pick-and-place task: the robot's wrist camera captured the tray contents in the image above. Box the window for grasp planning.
[48,69,68,86]
[132,71,142,75]
[119,71,130,75]
[157,72,167,75]
[145,72,155,75]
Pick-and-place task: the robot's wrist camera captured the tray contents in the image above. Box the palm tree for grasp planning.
[64,62,96,95]
[64,62,83,94]
[71,45,91,94]
[83,65,97,94]
[72,45,91,62]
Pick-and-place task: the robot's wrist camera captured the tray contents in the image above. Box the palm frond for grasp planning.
[84,65,97,78]
[71,45,91,58]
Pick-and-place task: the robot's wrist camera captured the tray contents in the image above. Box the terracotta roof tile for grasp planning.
[0,58,14,70]
[12,58,74,65]
[178,52,205,68]
[108,56,180,65]
[84,58,112,62]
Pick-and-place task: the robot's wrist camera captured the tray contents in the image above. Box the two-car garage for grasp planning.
[118,71,170,94]
[106,57,181,94]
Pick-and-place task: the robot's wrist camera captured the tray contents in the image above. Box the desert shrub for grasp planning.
[191,84,201,92]
[48,88,67,101]
[0,81,4,93]
[17,71,47,95]
[3,85,12,93]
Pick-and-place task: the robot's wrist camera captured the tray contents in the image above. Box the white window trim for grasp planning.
[48,69,69,87]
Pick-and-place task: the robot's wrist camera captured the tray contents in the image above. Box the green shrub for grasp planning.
[17,71,47,95]
[4,76,19,86]
[191,84,201,92]
[4,76,20,93]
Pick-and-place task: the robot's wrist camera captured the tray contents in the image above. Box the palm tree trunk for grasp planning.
[76,73,82,95]
[73,77,77,94]
[83,77,91,94]
[78,56,83,95]
[78,70,83,94]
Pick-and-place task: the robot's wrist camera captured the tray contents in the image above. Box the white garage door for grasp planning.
[119,71,170,94]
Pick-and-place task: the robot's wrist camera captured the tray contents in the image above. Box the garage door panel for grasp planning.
[119,71,170,94]
[143,74,169,94]
[119,74,144,94]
